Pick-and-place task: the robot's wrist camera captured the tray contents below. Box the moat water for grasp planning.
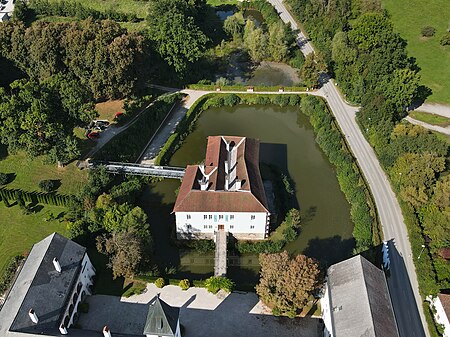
[139,104,354,284]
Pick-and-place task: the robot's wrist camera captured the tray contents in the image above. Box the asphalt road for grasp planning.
[268,0,429,336]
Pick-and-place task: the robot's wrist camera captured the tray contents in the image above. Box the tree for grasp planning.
[268,22,289,62]
[300,53,323,88]
[39,179,57,192]
[256,251,320,317]
[243,21,268,62]
[12,0,29,22]
[96,230,144,279]
[224,13,245,40]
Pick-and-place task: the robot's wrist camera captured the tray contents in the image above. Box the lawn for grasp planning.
[0,202,68,276]
[409,111,450,127]
[95,100,124,122]
[381,0,450,104]
[0,152,87,195]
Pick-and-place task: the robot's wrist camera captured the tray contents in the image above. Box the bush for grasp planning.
[0,255,23,293]
[205,276,234,294]
[39,179,57,192]
[0,173,9,185]
[237,240,285,254]
[122,281,147,297]
[440,32,450,46]
[421,26,436,37]
[179,279,190,290]
[154,277,165,288]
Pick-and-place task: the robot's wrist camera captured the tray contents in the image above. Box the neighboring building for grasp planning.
[144,296,181,337]
[0,0,14,22]
[429,294,450,337]
[321,255,399,337]
[173,136,270,240]
[0,233,96,336]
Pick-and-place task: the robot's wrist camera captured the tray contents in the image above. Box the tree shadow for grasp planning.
[303,235,355,269]
[409,85,433,110]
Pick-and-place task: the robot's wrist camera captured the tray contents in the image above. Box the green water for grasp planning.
[141,104,354,282]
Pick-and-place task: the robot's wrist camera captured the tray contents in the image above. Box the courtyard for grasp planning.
[78,284,322,337]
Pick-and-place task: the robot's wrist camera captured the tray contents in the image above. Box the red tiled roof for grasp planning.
[438,294,450,319]
[173,136,269,213]
[438,248,450,260]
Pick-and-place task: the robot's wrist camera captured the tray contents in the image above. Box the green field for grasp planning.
[0,203,68,276]
[50,0,149,18]
[409,111,450,127]
[382,0,450,104]
[0,152,87,195]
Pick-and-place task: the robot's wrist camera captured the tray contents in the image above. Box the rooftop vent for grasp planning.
[53,257,61,273]
[103,325,112,337]
[28,309,38,324]
[59,323,68,335]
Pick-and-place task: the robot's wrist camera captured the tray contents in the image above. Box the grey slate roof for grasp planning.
[144,296,179,336]
[6,232,85,335]
[326,255,399,337]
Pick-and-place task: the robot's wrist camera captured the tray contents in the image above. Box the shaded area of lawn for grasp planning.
[409,111,450,127]
[0,152,87,195]
[0,203,68,276]
[382,0,450,104]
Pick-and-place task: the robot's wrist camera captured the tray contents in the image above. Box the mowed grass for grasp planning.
[382,0,450,104]
[48,0,150,19]
[409,111,450,127]
[0,203,68,276]
[0,152,87,195]
[95,100,124,122]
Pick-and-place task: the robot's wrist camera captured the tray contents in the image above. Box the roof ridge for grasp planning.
[359,256,378,336]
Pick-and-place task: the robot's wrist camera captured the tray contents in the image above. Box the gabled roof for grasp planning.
[143,296,179,337]
[8,233,86,334]
[438,294,450,319]
[173,136,269,213]
[326,255,399,337]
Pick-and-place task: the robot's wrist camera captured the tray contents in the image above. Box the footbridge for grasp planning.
[87,161,185,179]
[214,229,228,277]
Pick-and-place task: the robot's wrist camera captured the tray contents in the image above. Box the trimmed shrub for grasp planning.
[205,276,234,294]
[421,26,436,37]
[179,279,190,290]
[154,277,165,288]
[0,255,23,293]
[440,32,450,46]
[39,179,57,192]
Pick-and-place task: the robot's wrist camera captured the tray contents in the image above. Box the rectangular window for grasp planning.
[230,225,234,229]
[250,225,255,229]
[225,215,228,222]
[186,214,191,219]
[204,225,208,229]
[209,215,213,220]
[230,215,234,220]
[214,215,217,222]
[209,225,213,229]
[251,215,255,220]
[204,215,208,220]
[219,215,223,220]
[187,224,192,229]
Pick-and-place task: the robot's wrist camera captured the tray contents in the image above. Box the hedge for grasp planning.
[0,187,72,207]
[0,255,24,294]
[186,84,307,92]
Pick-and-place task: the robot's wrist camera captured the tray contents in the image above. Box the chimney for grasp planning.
[59,323,68,335]
[28,309,38,324]
[103,326,112,337]
[53,257,62,273]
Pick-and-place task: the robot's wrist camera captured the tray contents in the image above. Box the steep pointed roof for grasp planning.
[143,296,179,337]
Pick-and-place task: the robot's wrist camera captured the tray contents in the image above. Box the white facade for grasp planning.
[430,296,450,337]
[320,283,333,337]
[175,211,269,240]
[60,253,96,331]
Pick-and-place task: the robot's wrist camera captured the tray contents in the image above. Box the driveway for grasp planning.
[78,285,322,337]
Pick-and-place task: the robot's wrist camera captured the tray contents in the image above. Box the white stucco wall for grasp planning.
[60,253,96,330]
[175,211,269,239]
[432,297,450,337]
[320,283,333,337]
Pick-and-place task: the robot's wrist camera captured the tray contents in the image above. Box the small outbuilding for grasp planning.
[144,296,181,337]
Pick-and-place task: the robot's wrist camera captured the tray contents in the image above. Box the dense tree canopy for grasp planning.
[0,19,149,99]
[256,251,320,317]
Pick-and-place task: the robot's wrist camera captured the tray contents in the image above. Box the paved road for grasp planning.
[405,116,450,135]
[268,0,429,336]
[413,102,450,118]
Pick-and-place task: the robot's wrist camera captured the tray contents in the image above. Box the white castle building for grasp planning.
[173,136,270,240]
